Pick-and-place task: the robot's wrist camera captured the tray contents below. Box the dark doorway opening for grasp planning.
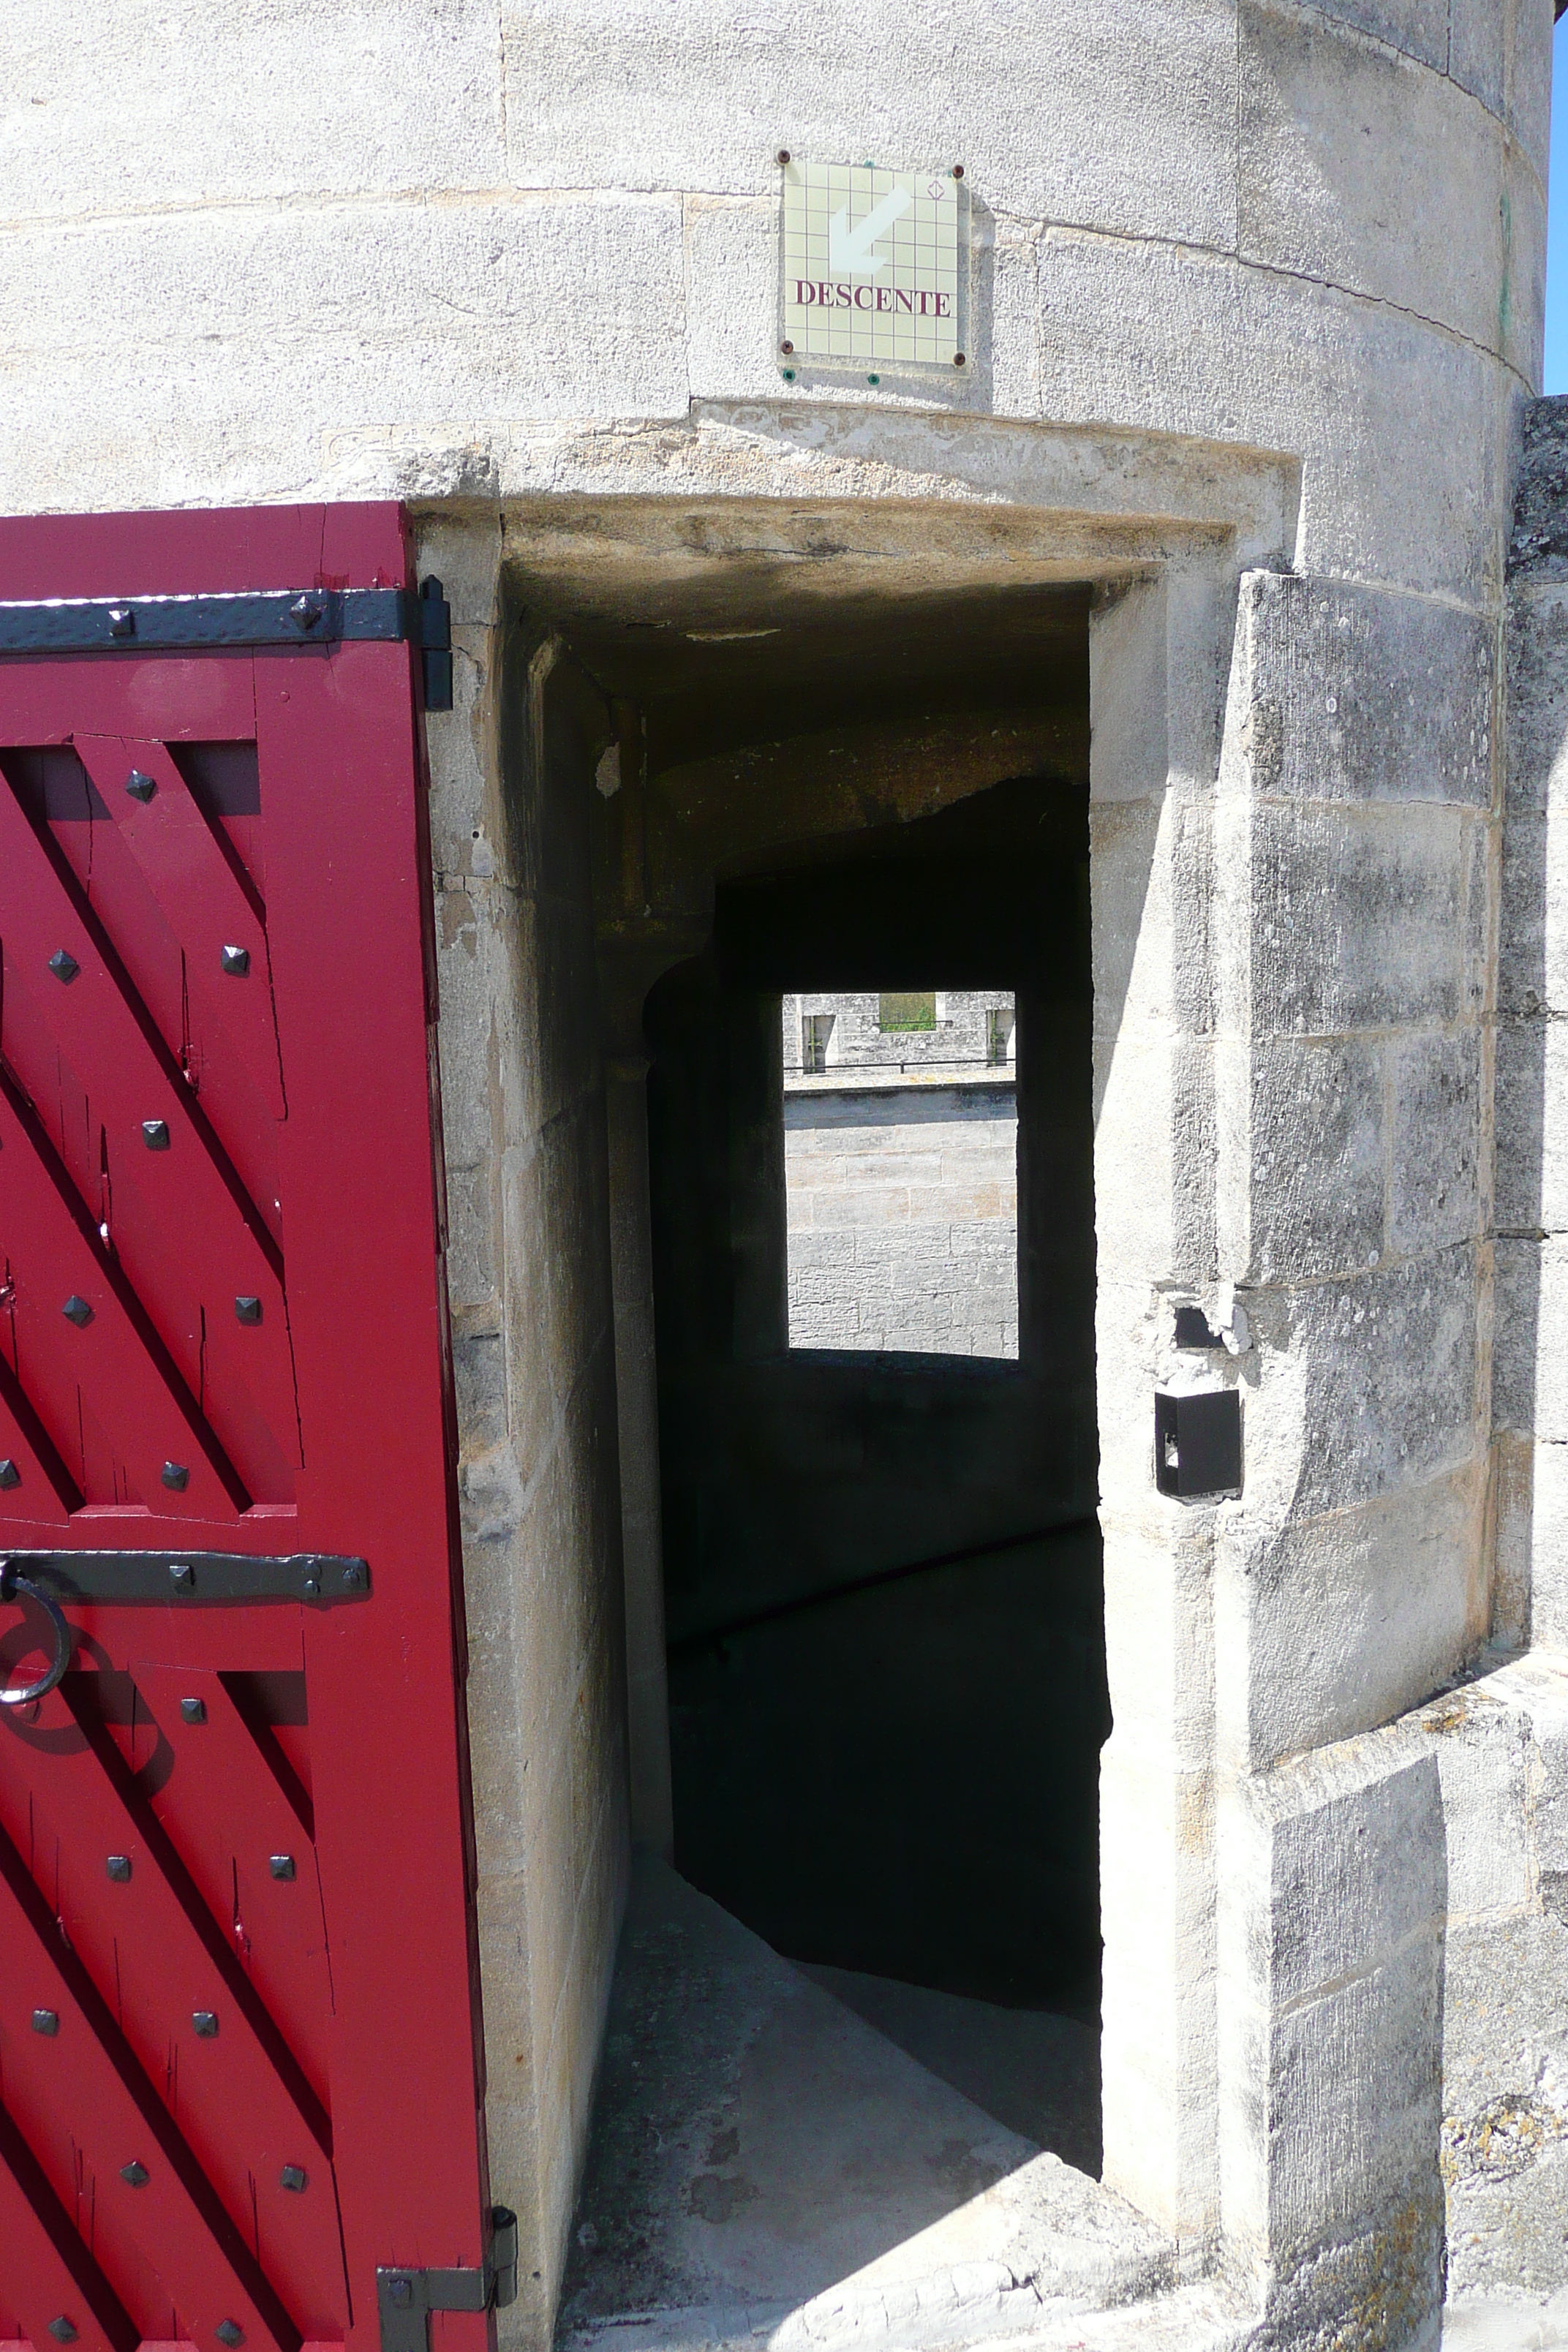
[645,772,1105,2162]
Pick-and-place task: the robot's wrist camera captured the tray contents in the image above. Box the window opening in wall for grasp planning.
[780,989,1019,1358]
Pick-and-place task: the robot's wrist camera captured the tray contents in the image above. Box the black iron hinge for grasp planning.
[0,576,454,712]
[377,2210,519,2352]
[0,1550,370,1604]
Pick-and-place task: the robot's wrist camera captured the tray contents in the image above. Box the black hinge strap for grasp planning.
[0,1550,369,1604]
[377,2210,519,2352]
[0,578,454,710]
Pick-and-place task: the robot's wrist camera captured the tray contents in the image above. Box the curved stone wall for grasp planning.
[0,7,1557,2344]
[0,0,1546,588]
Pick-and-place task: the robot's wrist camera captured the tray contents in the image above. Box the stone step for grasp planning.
[557,1858,1216,2352]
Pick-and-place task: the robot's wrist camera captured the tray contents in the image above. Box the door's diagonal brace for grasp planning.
[377,2210,519,2352]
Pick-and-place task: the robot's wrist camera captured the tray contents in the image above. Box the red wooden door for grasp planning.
[0,508,494,2352]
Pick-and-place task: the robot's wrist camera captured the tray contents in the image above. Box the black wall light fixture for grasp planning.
[1155,1389,1243,1500]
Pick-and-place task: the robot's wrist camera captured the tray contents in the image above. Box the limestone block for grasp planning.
[1036,224,1507,601]
[1101,1513,1218,1775]
[3,0,506,214]
[1101,1727,1215,2233]
[500,0,1239,247]
[1221,1745,1444,2269]
[416,509,504,634]
[1502,137,1550,391]
[435,891,496,1172]
[0,195,691,513]
[1235,1033,1384,1282]
[1216,1469,1479,1770]
[1263,1746,1444,2003]
[1391,1030,1483,1260]
[988,216,1043,422]
[426,653,500,877]
[1492,1235,1568,1447]
[1235,571,1493,810]
[1090,576,1169,808]
[683,196,781,406]
[1094,1039,1183,1288]
[1414,1689,1533,1924]
[1511,400,1568,585]
[1498,809,1568,1017]
[1493,1017,1568,1234]
[1506,588,1568,816]
[454,1329,511,1460]
[1249,1248,1478,1519]
[1502,0,1555,188]
[1491,1429,1537,1649]
[1305,0,1444,69]
[1091,794,1177,1040]
[1270,1934,1440,2261]
[1442,1910,1568,2304]
[1248,799,1465,1036]
[1464,810,1494,1039]
[1449,0,1531,133]
[1239,2,1504,358]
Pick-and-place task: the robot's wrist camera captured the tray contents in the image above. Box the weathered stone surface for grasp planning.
[3,0,508,214]
[1240,1033,1384,1281]
[1506,586,1568,815]
[502,0,1239,243]
[1510,399,1568,584]
[1247,800,1467,1036]
[1498,808,1568,1017]
[561,1858,1177,2351]
[1236,571,1493,811]
[1238,4,1504,355]
[1499,0,1554,183]
[1391,1030,1483,1260]
[1492,1017,1568,1234]
[426,570,632,2341]
[1218,1742,1445,2334]
[1439,1701,1568,2304]
[1493,1235,1568,1447]
[1307,0,1445,70]
[0,193,692,512]
[1217,1469,1480,1770]
[1036,226,1508,600]
[1502,136,1550,389]
[1250,1247,1478,1518]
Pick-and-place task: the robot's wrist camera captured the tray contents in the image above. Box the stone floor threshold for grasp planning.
[557,1858,1248,2352]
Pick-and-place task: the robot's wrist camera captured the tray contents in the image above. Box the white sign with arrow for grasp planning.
[780,157,968,375]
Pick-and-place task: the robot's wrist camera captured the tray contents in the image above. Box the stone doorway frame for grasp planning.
[412,405,1303,2320]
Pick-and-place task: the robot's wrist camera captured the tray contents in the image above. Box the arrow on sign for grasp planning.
[828,185,912,276]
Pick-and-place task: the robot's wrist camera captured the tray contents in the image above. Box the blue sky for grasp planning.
[1547,13,1568,389]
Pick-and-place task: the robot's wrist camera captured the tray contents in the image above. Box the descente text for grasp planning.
[791,281,953,316]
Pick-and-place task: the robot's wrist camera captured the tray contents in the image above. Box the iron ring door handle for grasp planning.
[0,1562,75,1705]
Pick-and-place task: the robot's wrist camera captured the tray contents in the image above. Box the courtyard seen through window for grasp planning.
[780,989,1019,1357]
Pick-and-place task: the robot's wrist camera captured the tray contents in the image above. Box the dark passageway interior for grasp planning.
[556,568,1108,2190]
[647,780,1106,2048]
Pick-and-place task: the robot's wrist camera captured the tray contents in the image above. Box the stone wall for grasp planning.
[0,0,1542,598]
[1499,399,1568,1654]
[783,1079,1020,1356]
[421,518,630,2342]
[0,0,1552,2341]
